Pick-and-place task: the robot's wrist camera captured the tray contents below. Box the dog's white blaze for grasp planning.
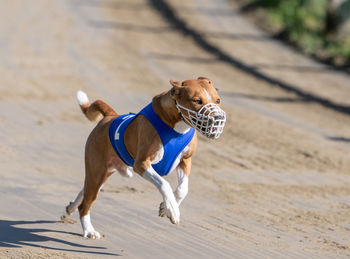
[174,120,191,134]
[151,145,164,164]
[203,88,212,103]
[81,213,101,238]
[174,167,188,205]
[77,90,89,105]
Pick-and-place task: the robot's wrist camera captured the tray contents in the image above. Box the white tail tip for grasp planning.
[77,90,89,105]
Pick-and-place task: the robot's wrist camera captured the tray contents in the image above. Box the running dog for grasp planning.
[61,77,226,239]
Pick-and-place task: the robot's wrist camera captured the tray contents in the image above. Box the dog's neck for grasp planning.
[173,120,191,134]
[152,91,191,134]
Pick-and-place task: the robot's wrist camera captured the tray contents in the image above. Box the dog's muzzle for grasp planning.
[175,102,226,139]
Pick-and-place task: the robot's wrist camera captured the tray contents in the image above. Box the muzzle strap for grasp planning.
[175,100,184,120]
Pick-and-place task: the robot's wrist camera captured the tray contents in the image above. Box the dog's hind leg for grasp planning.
[78,172,110,239]
[61,188,84,224]
[66,188,84,215]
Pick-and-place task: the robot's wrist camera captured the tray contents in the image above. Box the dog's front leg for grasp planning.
[159,157,191,218]
[174,164,189,205]
[134,161,180,224]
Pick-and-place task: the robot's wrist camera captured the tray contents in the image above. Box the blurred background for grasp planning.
[239,0,350,69]
[0,0,350,258]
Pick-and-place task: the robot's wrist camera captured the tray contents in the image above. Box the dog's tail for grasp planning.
[76,90,118,122]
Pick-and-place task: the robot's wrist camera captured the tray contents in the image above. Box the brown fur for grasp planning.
[80,100,118,122]
[75,77,221,225]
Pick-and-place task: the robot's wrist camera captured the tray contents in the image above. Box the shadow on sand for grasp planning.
[0,220,120,256]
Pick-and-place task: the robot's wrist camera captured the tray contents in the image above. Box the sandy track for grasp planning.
[0,0,350,258]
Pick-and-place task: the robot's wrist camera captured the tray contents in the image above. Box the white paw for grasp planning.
[83,230,102,239]
[65,201,75,215]
[162,198,180,224]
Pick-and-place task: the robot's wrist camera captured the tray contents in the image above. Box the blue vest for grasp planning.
[108,103,195,176]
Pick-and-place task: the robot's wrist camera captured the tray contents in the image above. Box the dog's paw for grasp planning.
[163,198,180,224]
[83,230,102,239]
[159,202,166,217]
[65,201,76,215]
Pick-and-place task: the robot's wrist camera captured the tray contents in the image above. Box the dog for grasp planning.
[61,77,226,239]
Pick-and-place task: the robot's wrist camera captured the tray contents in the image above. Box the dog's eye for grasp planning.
[193,99,202,105]
[216,99,221,104]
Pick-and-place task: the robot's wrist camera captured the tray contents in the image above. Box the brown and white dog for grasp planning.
[61,77,226,239]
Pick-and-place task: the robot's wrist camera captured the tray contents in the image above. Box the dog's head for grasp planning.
[170,77,226,139]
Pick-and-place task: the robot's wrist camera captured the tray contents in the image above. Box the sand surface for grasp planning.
[1,0,350,258]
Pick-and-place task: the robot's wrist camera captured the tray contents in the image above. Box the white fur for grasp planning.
[152,145,164,164]
[143,167,180,224]
[124,167,134,178]
[120,167,134,178]
[174,121,191,134]
[81,213,101,239]
[66,188,84,215]
[169,145,189,173]
[77,90,89,105]
[174,167,188,205]
[203,88,212,103]
[108,167,133,178]
[159,163,189,217]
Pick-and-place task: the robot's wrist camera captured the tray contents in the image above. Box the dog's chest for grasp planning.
[151,145,164,165]
[170,145,189,172]
[151,145,189,173]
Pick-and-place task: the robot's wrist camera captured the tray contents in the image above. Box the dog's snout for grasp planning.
[214,114,224,120]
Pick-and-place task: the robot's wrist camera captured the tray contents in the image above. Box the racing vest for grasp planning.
[108,103,195,176]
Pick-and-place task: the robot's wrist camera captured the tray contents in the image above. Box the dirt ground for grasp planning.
[1,0,350,258]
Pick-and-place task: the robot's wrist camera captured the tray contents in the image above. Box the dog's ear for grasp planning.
[197,76,211,84]
[170,80,181,88]
[169,80,182,98]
